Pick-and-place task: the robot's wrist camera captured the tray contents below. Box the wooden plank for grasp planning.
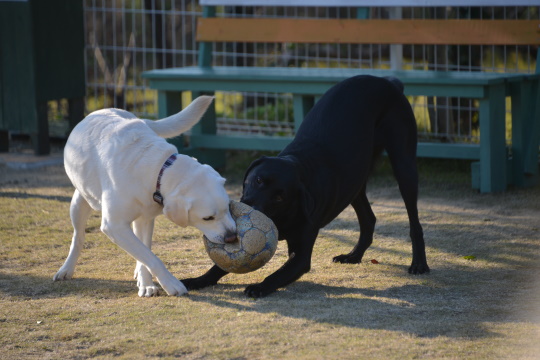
[417,143,480,160]
[190,90,226,169]
[32,101,50,155]
[0,131,8,152]
[157,90,184,150]
[32,0,85,101]
[509,81,528,186]
[197,18,540,45]
[524,79,540,175]
[143,66,515,98]
[189,133,482,159]
[68,97,84,132]
[198,6,215,68]
[190,134,293,151]
[0,1,37,133]
[292,95,314,132]
[143,66,516,86]
[478,83,507,192]
[146,76,489,98]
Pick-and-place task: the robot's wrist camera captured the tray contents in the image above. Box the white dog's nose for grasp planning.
[224,233,238,244]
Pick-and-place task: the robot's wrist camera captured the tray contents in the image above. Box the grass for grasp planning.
[1,156,539,359]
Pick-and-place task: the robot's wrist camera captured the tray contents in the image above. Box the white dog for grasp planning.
[53,96,237,297]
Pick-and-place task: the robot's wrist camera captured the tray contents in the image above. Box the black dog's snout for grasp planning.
[239,195,249,205]
[241,197,262,212]
[252,206,263,213]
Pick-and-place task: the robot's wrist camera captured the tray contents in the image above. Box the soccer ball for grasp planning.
[203,201,278,274]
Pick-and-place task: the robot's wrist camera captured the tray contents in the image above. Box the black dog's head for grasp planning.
[241,156,314,234]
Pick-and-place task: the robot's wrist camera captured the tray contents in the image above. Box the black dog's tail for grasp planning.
[384,76,404,93]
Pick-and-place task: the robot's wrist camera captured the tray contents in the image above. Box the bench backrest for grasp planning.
[197,18,539,46]
[197,0,540,70]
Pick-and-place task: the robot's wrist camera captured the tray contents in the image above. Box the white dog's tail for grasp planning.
[144,96,214,138]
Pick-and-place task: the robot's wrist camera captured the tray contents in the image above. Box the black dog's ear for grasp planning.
[299,183,315,223]
[242,156,268,186]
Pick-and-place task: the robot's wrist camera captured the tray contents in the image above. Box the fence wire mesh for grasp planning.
[82,1,539,145]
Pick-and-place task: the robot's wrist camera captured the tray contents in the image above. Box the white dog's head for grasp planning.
[163,163,237,244]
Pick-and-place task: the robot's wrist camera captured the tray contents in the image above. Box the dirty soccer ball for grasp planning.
[203,201,278,274]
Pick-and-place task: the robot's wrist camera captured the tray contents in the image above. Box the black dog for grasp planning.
[182,75,429,297]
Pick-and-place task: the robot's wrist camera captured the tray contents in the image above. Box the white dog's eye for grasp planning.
[203,216,215,221]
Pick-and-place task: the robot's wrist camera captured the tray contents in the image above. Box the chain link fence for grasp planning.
[80,1,539,145]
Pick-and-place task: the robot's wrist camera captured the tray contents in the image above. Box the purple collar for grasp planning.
[153,153,178,206]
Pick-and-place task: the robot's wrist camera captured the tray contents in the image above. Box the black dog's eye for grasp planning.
[256,176,263,185]
[274,195,284,202]
[203,216,215,221]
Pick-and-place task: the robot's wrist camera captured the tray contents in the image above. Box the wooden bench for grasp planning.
[142,0,540,193]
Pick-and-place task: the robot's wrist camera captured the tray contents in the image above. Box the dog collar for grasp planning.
[153,153,178,206]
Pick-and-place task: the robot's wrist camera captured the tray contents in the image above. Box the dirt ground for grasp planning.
[1,149,540,359]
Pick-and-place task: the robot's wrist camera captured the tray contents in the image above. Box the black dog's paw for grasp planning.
[244,283,273,298]
[180,277,217,290]
[332,253,362,264]
[408,262,430,275]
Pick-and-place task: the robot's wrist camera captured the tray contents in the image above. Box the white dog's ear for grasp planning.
[163,198,191,227]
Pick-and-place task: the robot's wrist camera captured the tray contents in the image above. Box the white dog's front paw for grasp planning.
[158,275,188,297]
[53,266,74,281]
[138,285,161,297]
[134,263,161,297]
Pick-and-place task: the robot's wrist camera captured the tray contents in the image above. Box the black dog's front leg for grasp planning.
[244,229,317,298]
[180,265,228,290]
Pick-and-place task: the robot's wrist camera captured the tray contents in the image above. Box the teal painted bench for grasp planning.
[143,1,540,193]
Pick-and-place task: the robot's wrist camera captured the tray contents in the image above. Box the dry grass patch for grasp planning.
[1,159,539,359]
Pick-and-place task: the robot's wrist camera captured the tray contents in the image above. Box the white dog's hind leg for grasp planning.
[100,216,187,297]
[53,190,93,281]
[132,217,160,297]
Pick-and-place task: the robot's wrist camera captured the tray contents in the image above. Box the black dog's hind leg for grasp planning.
[180,265,229,290]
[389,155,429,274]
[333,185,377,264]
[384,101,430,274]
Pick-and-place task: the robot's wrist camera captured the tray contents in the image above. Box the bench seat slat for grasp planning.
[197,18,540,45]
[190,134,481,159]
[143,66,535,98]
[143,66,527,85]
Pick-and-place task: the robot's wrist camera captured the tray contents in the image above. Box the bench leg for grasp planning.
[293,95,314,133]
[188,91,225,170]
[158,90,184,150]
[509,80,539,188]
[478,84,507,193]
[509,81,526,187]
[30,101,50,155]
[0,130,8,152]
[68,97,85,133]
[524,78,540,176]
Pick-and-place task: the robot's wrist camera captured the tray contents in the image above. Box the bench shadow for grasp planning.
[321,214,540,269]
[182,260,529,340]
